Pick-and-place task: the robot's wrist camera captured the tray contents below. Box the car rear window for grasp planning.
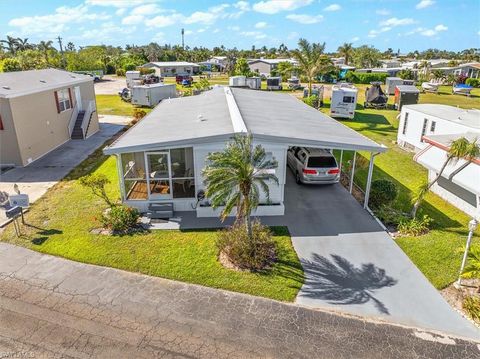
[307,156,337,168]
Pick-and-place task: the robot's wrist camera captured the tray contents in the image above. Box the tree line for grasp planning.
[0,35,478,74]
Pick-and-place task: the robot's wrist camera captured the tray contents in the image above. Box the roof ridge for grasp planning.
[224,87,248,134]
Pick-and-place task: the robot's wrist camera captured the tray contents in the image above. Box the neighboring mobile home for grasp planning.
[397,104,480,152]
[415,133,480,218]
[0,69,99,167]
[248,59,298,77]
[103,87,385,218]
[142,62,200,77]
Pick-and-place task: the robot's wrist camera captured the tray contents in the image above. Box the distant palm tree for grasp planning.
[0,36,19,54]
[37,40,54,64]
[292,38,326,96]
[16,38,33,51]
[411,137,480,218]
[337,42,354,65]
[203,134,278,237]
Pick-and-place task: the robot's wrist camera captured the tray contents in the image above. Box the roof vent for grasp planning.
[2,86,10,90]
[39,80,46,83]
[198,114,207,122]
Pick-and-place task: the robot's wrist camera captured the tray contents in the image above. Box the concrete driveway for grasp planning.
[275,170,479,340]
[0,115,128,226]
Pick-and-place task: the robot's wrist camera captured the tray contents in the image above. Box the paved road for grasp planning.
[0,115,128,226]
[0,243,479,358]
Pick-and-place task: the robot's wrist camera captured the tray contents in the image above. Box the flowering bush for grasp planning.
[102,205,140,233]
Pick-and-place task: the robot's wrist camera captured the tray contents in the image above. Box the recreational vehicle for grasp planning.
[330,83,358,119]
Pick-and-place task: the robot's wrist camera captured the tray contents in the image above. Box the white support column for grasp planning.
[116,154,126,201]
[349,151,356,194]
[364,152,377,209]
[339,150,344,175]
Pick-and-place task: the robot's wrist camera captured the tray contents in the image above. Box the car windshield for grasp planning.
[307,156,337,168]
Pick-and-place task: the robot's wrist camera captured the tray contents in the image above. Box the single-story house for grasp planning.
[248,58,298,77]
[415,132,480,218]
[142,62,200,77]
[198,56,229,72]
[103,87,386,218]
[380,59,401,68]
[0,69,99,167]
[397,104,480,152]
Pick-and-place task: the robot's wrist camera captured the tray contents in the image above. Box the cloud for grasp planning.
[376,9,390,15]
[351,36,360,42]
[8,4,110,37]
[228,25,240,31]
[213,28,220,33]
[197,28,206,33]
[434,24,447,31]
[255,21,268,29]
[78,21,135,41]
[368,27,392,38]
[287,31,299,40]
[324,4,341,12]
[380,17,415,27]
[131,4,163,15]
[86,0,155,7]
[122,14,144,25]
[145,14,182,28]
[241,30,267,39]
[286,14,323,24]
[253,0,313,14]
[406,24,447,37]
[233,1,250,11]
[152,31,165,43]
[416,0,435,9]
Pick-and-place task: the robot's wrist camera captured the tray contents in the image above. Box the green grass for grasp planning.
[321,84,480,289]
[96,94,153,117]
[0,145,304,302]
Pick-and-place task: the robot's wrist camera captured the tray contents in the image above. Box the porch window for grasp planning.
[170,148,195,198]
[121,152,147,200]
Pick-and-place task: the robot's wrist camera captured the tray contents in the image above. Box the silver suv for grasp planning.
[287,147,340,184]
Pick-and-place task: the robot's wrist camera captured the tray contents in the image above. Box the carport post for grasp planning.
[339,150,344,174]
[349,151,356,194]
[364,152,378,209]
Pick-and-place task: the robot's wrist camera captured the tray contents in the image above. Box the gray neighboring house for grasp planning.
[0,69,99,167]
[248,58,298,77]
[103,87,386,217]
[142,62,200,77]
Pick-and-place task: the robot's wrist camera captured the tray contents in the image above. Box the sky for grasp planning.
[0,0,479,52]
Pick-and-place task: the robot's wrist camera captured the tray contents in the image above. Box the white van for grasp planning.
[330,83,358,119]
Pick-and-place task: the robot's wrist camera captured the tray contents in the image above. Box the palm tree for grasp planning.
[411,137,480,218]
[337,43,354,65]
[37,40,54,64]
[0,36,19,54]
[16,38,33,51]
[292,38,326,96]
[203,134,278,237]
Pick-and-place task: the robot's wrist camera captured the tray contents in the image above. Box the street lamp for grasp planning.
[455,218,478,289]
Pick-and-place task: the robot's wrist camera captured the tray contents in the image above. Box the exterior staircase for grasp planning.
[71,111,85,140]
[147,203,174,219]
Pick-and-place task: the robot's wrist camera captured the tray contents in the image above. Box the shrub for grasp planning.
[116,68,126,76]
[463,296,480,323]
[303,95,319,108]
[466,78,480,88]
[102,205,140,233]
[3,58,22,72]
[139,67,156,75]
[345,71,388,84]
[217,221,276,271]
[397,215,433,236]
[105,63,116,75]
[79,173,114,207]
[397,69,414,80]
[374,206,408,226]
[124,63,136,71]
[369,179,397,209]
[133,108,147,121]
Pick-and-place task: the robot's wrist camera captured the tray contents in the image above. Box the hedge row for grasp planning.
[465,78,480,88]
[345,72,389,84]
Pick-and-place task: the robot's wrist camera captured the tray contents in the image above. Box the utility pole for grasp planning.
[57,36,66,69]
[181,28,185,49]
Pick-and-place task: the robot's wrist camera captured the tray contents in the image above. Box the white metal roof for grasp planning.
[104,87,386,155]
[403,104,480,130]
[248,58,298,65]
[143,61,200,68]
[0,68,92,98]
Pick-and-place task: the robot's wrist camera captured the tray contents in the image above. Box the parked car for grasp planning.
[287,147,340,184]
[176,74,193,84]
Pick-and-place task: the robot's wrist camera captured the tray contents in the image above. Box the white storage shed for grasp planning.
[131,83,177,107]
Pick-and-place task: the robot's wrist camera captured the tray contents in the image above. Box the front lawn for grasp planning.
[321,84,480,289]
[0,145,303,302]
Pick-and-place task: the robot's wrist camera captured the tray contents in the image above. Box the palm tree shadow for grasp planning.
[300,253,397,315]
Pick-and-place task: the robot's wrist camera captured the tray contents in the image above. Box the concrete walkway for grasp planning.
[0,243,478,358]
[0,115,128,226]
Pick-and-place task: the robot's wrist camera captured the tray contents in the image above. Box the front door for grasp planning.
[74,86,82,111]
[146,152,172,199]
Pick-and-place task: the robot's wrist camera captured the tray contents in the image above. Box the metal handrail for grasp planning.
[81,100,96,138]
[68,102,79,137]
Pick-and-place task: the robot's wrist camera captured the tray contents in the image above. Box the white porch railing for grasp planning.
[68,102,79,137]
[81,100,96,138]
